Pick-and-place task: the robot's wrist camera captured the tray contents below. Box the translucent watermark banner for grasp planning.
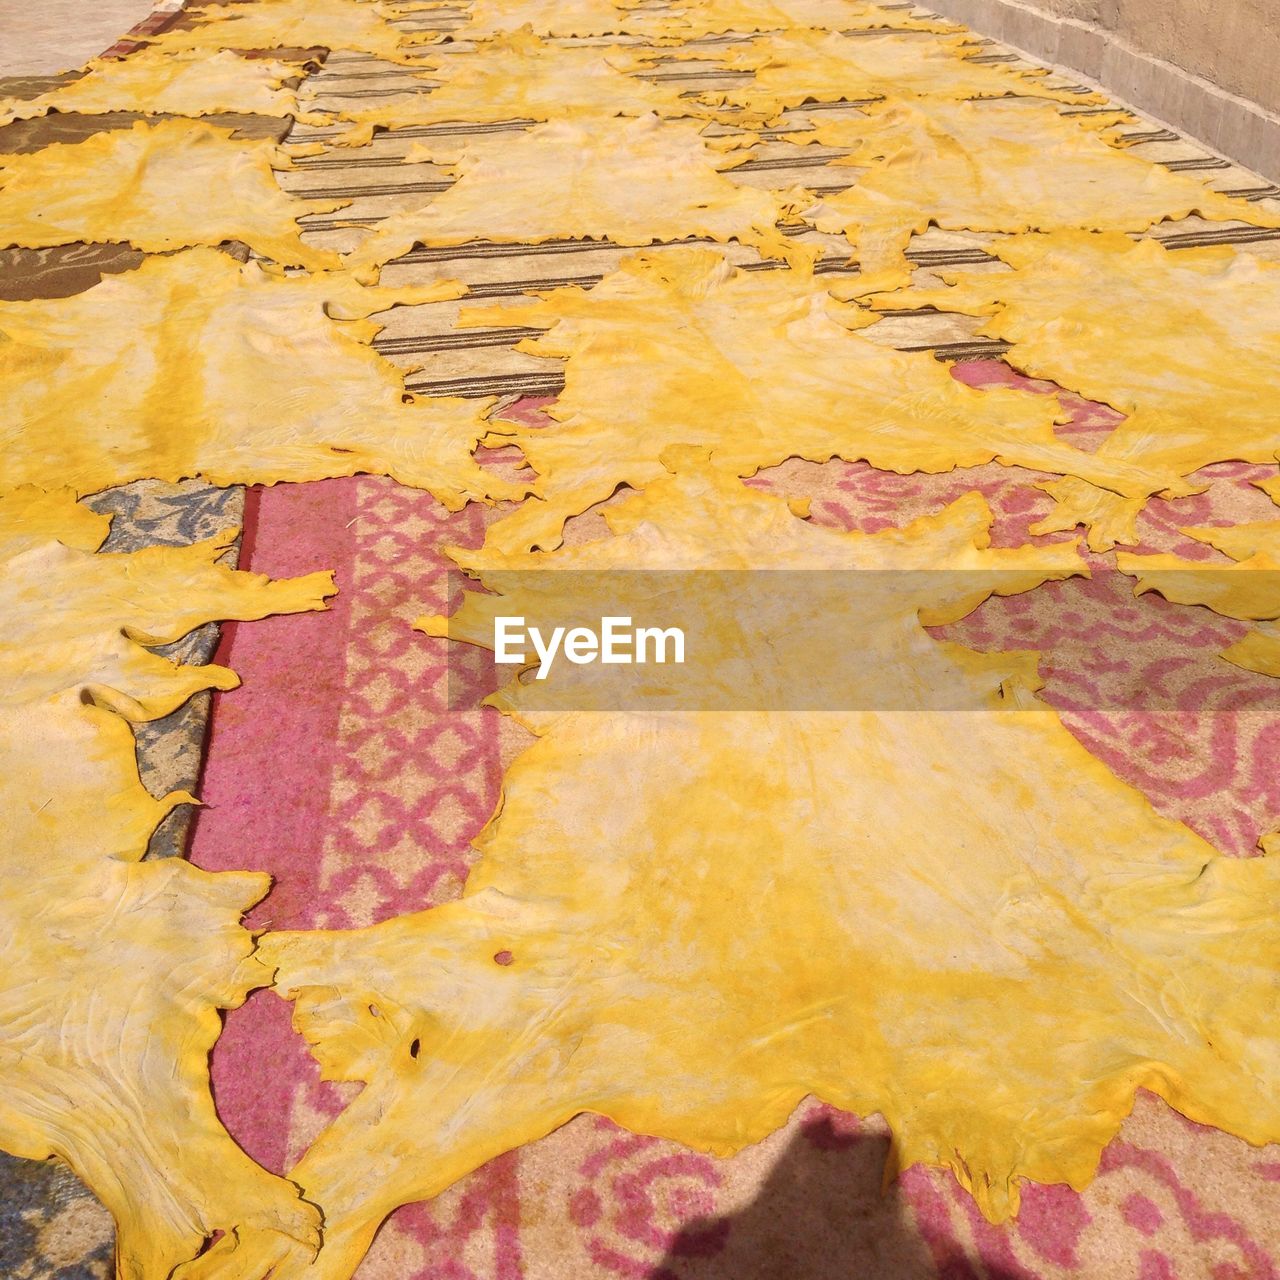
[430,568,1280,713]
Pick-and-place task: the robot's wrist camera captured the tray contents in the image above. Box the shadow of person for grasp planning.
[648,1114,1024,1280]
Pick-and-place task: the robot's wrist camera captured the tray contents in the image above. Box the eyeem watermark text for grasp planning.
[494,615,686,680]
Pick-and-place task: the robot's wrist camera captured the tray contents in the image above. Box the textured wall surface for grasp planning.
[1101,0,1278,112]
[932,0,1280,180]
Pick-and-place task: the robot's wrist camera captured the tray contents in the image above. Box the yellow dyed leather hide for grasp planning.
[0,248,522,506]
[874,231,1280,548]
[204,456,1280,1279]
[469,248,1176,551]
[0,488,335,1279]
[0,118,343,269]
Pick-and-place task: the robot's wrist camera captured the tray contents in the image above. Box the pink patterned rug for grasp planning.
[190,363,1280,1279]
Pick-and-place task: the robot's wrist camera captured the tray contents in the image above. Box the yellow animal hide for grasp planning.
[0,247,522,506]
[700,28,1102,120]
[795,97,1278,291]
[0,487,335,1280]
[0,48,327,127]
[461,0,953,38]
[1119,519,1280,678]
[873,231,1280,548]
[655,0,960,38]
[345,115,813,274]
[467,248,1177,551]
[0,119,343,270]
[225,455,1280,1280]
[148,0,434,63]
[460,0,675,38]
[314,32,700,143]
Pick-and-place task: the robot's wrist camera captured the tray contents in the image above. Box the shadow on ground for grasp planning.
[0,1150,112,1279]
[649,1117,1024,1280]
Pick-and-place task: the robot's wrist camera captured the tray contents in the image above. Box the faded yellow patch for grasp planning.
[0,118,343,270]
[0,488,334,1280]
[237,456,1280,1280]
[874,231,1280,548]
[345,114,812,274]
[796,97,1277,292]
[0,247,522,506]
[467,247,1172,551]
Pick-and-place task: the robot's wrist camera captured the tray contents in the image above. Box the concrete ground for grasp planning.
[0,0,162,75]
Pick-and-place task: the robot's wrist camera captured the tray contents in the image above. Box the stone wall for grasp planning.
[932,0,1280,180]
